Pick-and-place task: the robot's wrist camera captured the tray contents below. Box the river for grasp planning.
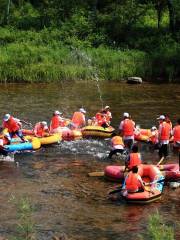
[0,82,179,240]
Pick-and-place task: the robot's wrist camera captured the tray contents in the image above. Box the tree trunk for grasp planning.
[167,0,175,33]
[4,0,11,25]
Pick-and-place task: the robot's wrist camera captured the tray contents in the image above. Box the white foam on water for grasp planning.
[0,154,14,162]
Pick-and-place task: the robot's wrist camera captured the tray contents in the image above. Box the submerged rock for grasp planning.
[169,182,180,189]
[127,77,143,84]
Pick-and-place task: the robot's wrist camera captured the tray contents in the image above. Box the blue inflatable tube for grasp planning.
[4,142,34,152]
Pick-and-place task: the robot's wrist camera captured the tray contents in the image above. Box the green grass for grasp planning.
[139,210,175,240]
[0,27,179,83]
[9,195,36,240]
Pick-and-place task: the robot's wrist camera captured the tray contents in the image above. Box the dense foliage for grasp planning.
[0,0,179,82]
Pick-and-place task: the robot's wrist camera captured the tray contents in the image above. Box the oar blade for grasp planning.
[88,171,104,177]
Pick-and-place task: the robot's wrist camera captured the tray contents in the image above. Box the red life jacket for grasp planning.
[123,119,134,136]
[105,111,112,123]
[3,116,20,133]
[160,122,171,140]
[173,125,180,142]
[34,123,48,137]
[149,130,158,144]
[125,172,141,192]
[50,115,60,130]
[128,153,141,169]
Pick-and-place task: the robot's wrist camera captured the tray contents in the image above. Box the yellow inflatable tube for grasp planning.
[39,133,61,145]
[26,133,61,145]
[31,137,41,150]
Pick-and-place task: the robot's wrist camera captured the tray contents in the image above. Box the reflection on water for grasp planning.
[0,82,179,239]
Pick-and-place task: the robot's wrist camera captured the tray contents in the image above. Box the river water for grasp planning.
[0,82,180,239]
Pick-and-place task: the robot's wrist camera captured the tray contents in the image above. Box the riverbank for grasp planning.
[0,27,179,83]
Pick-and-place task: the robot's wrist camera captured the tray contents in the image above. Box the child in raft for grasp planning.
[122,165,146,195]
[125,144,142,171]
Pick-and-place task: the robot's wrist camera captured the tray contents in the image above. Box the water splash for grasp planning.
[70,47,104,108]
[58,139,109,159]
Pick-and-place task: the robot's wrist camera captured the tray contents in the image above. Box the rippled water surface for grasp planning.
[0,82,180,239]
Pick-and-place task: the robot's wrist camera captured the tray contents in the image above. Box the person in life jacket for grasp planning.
[165,114,173,129]
[125,144,142,171]
[2,114,27,144]
[119,112,135,150]
[94,110,109,128]
[87,117,98,126]
[0,127,9,156]
[157,114,172,159]
[102,106,112,125]
[149,126,159,149]
[108,132,126,159]
[71,108,86,129]
[34,121,50,137]
[122,166,146,194]
[50,110,65,133]
[172,118,180,149]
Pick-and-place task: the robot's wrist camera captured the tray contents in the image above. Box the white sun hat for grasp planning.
[123,112,129,118]
[54,110,62,115]
[79,108,86,114]
[41,121,48,126]
[157,115,165,120]
[3,114,11,121]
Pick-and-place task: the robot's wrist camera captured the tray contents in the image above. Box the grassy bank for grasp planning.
[0,27,179,83]
[140,210,175,240]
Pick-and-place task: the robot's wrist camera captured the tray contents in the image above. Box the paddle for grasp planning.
[88,171,104,177]
[108,178,165,195]
[20,120,33,127]
[156,156,164,166]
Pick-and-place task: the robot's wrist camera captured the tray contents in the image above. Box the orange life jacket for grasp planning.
[128,153,141,169]
[125,172,141,192]
[111,136,124,146]
[160,122,171,140]
[173,125,180,142]
[123,119,134,136]
[34,123,49,137]
[72,112,85,128]
[3,116,20,133]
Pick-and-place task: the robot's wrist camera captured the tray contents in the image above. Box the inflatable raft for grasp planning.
[122,164,164,203]
[61,128,82,141]
[158,164,180,181]
[4,137,41,153]
[105,164,164,204]
[38,133,61,145]
[105,165,125,182]
[12,133,62,146]
[134,129,151,142]
[82,125,115,138]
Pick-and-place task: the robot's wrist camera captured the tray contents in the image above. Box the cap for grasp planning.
[157,115,165,120]
[123,112,129,118]
[41,121,47,126]
[3,114,10,122]
[79,108,86,114]
[105,106,110,109]
[151,126,157,131]
[54,110,62,115]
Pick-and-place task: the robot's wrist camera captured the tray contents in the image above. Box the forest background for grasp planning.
[0,0,179,83]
